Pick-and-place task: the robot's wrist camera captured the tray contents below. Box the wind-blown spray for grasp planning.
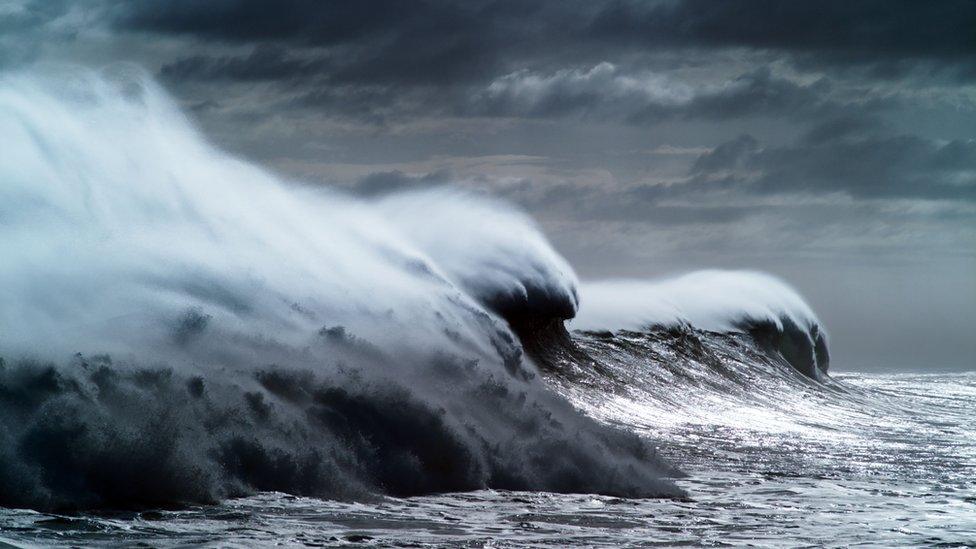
[0,67,680,510]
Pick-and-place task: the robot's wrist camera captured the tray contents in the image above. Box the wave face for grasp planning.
[0,67,680,510]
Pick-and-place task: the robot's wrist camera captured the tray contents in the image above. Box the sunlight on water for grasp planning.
[2,372,972,547]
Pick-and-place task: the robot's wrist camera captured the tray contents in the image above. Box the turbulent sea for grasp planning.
[1,68,973,547]
[2,366,973,548]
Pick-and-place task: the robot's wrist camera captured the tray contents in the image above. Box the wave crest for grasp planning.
[572,271,829,378]
[377,190,580,324]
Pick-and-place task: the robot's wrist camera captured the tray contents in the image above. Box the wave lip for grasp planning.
[377,189,581,325]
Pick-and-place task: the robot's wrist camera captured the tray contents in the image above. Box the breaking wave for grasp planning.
[0,66,831,511]
[572,272,830,379]
[0,66,678,510]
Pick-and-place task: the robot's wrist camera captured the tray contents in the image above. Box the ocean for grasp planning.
[1,68,973,548]
[2,366,972,547]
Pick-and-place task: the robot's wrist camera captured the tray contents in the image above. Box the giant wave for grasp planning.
[0,66,830,511]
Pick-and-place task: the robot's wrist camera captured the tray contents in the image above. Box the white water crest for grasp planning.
[0,66,564,364]
[573,270,822,334]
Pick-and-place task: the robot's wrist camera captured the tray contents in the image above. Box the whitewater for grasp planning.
[0,68,973,547]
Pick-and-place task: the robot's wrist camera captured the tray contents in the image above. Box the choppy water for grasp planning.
[2,371,972,548]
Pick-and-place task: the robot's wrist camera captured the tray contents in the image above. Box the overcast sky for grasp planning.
[3,0,974,371]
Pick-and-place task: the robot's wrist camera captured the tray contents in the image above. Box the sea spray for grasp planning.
[0,66,681,509]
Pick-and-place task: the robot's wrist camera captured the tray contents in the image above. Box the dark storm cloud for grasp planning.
[116,0,416,45]
[116,0,976,85]
[690,135,760,174]
[631,69,837,123]
[0,0,74,68]
[0,0,68,32]
[354,170,451,196]
[692,130,976,202]
[589,0,976,79]
[471,65,841,124]
[160,46,332,83]
[799,116,885,146]
[379,172,757,228]
[117,0,533,86]
[59,0,976,209]
[163,52,867,127]
[106,0,975,130]
[576,200,759,226]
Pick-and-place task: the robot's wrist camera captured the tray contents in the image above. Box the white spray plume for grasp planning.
[0,66,582,364]
[572,270,822,335]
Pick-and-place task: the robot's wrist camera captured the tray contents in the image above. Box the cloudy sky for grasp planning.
[3,0,974,370]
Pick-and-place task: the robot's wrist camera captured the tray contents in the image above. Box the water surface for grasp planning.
[3,372,972,548]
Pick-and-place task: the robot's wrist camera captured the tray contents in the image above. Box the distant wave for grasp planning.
[572,272,829,379]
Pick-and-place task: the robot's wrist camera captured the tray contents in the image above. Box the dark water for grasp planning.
[2,366,972,548]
